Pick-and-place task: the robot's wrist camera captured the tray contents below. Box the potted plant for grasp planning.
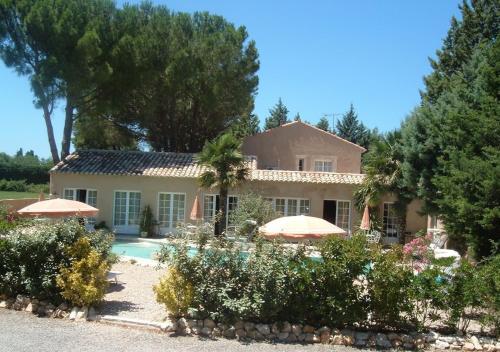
[140,205,154,237]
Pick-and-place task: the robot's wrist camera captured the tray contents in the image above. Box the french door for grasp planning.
[113,191,141,234]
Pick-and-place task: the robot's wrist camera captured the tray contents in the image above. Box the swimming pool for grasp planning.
[111,238,199,260]
[111,239,164,260]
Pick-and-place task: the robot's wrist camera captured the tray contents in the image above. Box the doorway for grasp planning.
[323,200,336,224]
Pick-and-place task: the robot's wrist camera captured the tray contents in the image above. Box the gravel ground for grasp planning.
[0,309,359,352]
[99,261,168,322]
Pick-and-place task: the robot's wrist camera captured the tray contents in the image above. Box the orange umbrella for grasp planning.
[190,194,202,220]
[259,215,346,240]
[17,198,98,218]
[360,205,370,230]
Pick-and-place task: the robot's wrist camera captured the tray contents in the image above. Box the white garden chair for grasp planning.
[365,230,381,244]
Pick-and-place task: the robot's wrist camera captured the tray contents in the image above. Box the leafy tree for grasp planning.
[422,0,499,104]
[73,115,138,150]
[0,0,115,162]
[264,98,289,130]
[402,0,499,258]
[335,104,370,148]
[316,116,330,131]
[0,149,52,184]
[354,131,414,238]
[197,132,248,236]
[231,113,260,138]
[293,113,301,121]
[90,5,259,153]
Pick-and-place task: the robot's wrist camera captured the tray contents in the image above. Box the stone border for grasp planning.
[1,294,498,350]
[170,317,499,351]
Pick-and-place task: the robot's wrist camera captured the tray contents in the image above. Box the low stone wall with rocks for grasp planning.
[1,294,498,350]
[0,294,98,322]
[167,317,499,351]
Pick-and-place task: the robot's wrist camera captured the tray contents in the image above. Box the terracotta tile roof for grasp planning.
[251,169,364,185]
[51,150,364,185]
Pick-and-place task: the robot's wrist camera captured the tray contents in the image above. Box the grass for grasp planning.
[0,191,47,200]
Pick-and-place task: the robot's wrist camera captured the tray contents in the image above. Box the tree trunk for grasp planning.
[216,186,228,237]
[41,104,60,164]
[61,97,74,160]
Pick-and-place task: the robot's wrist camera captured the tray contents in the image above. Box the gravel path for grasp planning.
[0,309,359,352]
[99,261,168,322]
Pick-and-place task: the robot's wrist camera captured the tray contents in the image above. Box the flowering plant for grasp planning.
[403,233,433,272]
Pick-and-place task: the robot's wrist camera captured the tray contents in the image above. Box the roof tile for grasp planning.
[51,150,364,185]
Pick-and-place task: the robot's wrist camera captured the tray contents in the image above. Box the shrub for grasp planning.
[444,259,482,333]
[140,205,155,237]
[228,193,278,236]
[0,220,113,301]
[56,237,109,307]
[367,245,414,329]
[311,235,371,326]
[0,179,49,193]
[154,267,194,317]
[0,205,28,233]
[476,254,500,334]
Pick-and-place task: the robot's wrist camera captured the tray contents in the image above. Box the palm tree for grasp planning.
[354,131,414,240]
[197,132,248,236]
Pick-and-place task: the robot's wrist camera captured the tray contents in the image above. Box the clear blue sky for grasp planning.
[0,0,461,159]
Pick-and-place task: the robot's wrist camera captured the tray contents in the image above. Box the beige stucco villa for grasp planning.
[50,121,427,244]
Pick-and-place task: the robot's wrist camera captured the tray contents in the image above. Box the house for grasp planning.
[50,121,427,243]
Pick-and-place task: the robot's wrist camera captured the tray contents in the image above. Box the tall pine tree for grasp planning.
[316,116,330,131]
[335,104,369,147]
[401,0,499,258]
[264,98,289,130]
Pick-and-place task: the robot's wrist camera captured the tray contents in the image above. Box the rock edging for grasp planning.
[167,317,500,351]
[0,294,98,322]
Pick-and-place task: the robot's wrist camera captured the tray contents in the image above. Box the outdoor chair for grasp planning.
[366,230,381,244]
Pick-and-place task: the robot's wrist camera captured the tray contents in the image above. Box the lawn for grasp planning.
[0,191,46,200]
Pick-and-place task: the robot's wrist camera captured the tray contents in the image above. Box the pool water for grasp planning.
[112,239,164,260]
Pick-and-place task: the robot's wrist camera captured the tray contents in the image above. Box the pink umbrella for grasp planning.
[17,198,98,218]
[360,205,370,231]
[190,194,202,221]
[259,215,346,241]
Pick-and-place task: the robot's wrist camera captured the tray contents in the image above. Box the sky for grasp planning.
[0,0,462,159]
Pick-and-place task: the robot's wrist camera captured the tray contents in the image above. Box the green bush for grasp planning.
[56,237,109,306]
[0,220,114,301]
[228,193,278,236]
[367,245,414,329]
[476,254,500,334]
[154,267,194,317]
[157,228,498,332]
[0,179,49,193]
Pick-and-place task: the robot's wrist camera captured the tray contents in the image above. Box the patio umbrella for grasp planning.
[190,194,202,220]
[17,198,98,218]
[360,205,370,231]
[259,215,346,241]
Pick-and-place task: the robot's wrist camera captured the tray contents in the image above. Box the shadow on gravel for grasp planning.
[106,283,126,293]
[100,300,140,315]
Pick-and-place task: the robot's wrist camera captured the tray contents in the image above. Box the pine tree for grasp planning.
[264,98,289,130]
[293,113,301,121]
[335,104,369,147]
[316,116,330,131]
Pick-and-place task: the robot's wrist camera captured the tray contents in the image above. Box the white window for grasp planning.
[429,215,439,229]
[203,194,218,222]
[63,188,98,225]
[227,196,239,226]
[203,194,239,226]
[113,191,141,227]
[314,160,333,172]
[336,200,351,232]
[158,193,185,229]
[298,158,304,171]
[383,203,399,238]
[273,198,310,216]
